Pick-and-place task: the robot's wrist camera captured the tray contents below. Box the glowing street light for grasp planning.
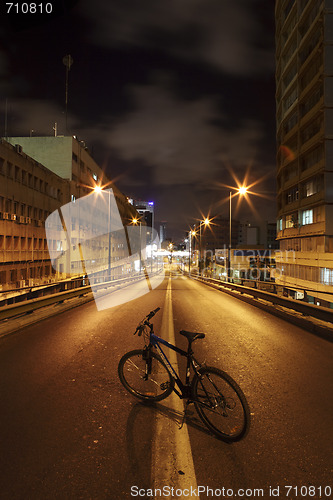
[238,186,248,196]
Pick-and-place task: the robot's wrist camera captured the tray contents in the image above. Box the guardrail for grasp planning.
[0,271,163,322]
[185,272,333,326]
[0,276,88,308]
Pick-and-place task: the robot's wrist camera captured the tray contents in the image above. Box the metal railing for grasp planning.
[0,271,163,322]
[185,272,333,326]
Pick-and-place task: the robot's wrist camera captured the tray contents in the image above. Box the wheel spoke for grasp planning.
[192,367,250,441]
[118,350,174,402]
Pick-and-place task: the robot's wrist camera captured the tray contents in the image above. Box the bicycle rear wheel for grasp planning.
[118,349,174,402]
[191,366,250,442]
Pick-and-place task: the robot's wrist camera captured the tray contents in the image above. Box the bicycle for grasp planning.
[118,307,250,442]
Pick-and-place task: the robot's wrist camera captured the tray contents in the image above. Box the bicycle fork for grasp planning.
[142,346,152,380]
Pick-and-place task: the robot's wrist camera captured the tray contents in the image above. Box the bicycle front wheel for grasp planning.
[118,349,174,402]
[192,367,250,442]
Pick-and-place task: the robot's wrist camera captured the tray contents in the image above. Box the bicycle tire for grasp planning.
[191,366,250,442]
[118,349,174,402]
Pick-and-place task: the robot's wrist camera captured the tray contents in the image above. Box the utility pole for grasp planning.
[63,55,73,133]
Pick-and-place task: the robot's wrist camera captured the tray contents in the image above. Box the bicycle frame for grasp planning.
[146,324,202,400]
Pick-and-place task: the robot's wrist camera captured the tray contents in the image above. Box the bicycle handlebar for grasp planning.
[147,307,160,320]
[134,307,161,335]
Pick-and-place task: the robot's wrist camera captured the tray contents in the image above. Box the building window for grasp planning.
[300,54,322,91]
[299,2,320,38]
[299,26,321,66]
[283,111,298,135]
[7,162,13,178]
[302,209,313,225]
[301,145,323,171]
[285,213,298,228]
[305,180,315,197]
[22,170,27,185]
[320,268,333,286]
[283,64,297,91]
[301,116,321,144]
[283,86,298,113]
[286,186,299,204]
[300,85,323,118]
[15,166,20,182]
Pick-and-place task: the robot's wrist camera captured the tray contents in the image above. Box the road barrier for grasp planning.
[184,272,333,339]
[0,273,160,322]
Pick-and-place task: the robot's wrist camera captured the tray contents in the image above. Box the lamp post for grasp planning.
[94,185,112,281]
[228,186,248,282]
[199,217,210,276]
[188,228,196,275]
[132,217,142,273]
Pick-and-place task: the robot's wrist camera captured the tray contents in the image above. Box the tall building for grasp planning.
[0,136,138,290]
[133,200,155,245]
[0,139,69,289]
[275,0,333,306]
[159,221,167,243]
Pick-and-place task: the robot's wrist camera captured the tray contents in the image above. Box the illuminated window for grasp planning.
[302,209,313,225]
[320,268,333,286]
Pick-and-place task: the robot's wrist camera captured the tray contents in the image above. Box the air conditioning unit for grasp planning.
[11,214,17,221]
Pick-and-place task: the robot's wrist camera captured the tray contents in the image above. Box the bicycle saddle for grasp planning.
[179,330,205,343]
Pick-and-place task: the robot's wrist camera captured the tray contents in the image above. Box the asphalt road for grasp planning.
[0,268,332,499]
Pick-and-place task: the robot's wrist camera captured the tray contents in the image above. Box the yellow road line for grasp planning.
[152,276,200,499]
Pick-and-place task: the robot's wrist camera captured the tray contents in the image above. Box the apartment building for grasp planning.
[275,0,333,306]
[0,136,139,290]
[0,139,69,289]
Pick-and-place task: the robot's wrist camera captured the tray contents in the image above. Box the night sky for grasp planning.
[1,0,277,240]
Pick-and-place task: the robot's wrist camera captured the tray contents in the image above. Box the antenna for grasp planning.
[63,54,73,134]
[4,98,8,139]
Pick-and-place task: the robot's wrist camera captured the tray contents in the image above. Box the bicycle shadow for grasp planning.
[135,399,216,438]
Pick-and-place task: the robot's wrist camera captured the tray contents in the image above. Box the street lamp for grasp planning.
[228,186,248,282]
[188,228,196,275]
[131,216,143,273]
[94,185,112,281]
[199,217,210,276]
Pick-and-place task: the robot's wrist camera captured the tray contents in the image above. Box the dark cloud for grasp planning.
[1,0,277,240]
[80,0,274,76]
